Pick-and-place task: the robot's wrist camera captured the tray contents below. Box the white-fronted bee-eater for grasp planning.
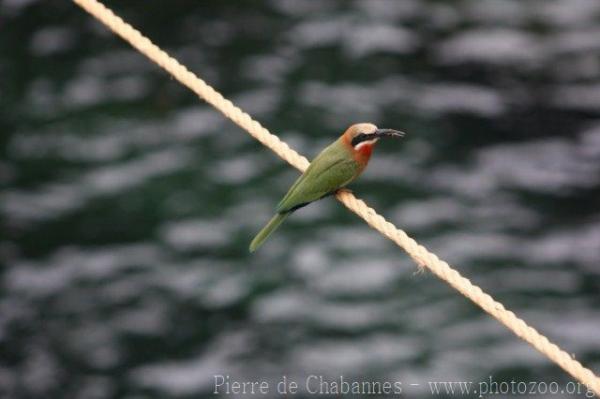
[249,123,405,252]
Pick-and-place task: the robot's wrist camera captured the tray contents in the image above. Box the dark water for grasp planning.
[2,1,600,398]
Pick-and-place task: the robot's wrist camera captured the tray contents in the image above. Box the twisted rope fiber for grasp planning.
[73,0,600,393]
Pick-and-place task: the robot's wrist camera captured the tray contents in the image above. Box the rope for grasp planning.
[73,0,600,393]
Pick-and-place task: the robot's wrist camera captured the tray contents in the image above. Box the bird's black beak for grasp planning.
[351,128,406,147]
[374,128,405,139]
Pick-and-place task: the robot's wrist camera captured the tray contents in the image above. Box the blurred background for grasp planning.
[1,0,600,398]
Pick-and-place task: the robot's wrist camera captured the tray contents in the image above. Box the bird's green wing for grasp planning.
[276,142,359,213]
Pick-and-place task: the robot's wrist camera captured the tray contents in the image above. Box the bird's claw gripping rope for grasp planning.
[72,0,600,394]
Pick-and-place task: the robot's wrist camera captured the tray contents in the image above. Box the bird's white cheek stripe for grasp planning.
[354,138,378,150]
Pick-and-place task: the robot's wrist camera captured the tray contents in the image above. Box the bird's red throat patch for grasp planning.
[354,140,375,162]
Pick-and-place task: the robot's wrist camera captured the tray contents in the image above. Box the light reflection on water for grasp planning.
[1,0,599,398]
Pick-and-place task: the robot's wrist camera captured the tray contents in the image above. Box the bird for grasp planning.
[249,123,405,252]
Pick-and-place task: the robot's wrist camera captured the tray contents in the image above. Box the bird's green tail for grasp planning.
[249,213,288,252]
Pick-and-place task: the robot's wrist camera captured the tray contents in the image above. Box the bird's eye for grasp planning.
[351,133,368,147]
